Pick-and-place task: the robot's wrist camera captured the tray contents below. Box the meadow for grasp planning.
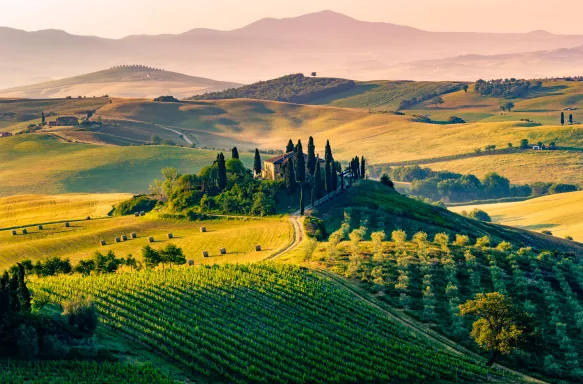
[450,190,583,241]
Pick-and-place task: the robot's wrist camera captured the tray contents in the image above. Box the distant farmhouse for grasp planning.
[0,132,13,137]
[262,151,325,180]
[50,116,79,127]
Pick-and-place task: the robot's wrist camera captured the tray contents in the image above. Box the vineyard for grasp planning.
[29,263,516,383]
[308,207,583,382]
[0,361,178,383]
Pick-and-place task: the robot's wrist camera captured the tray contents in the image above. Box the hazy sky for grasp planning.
[3,0,583,38]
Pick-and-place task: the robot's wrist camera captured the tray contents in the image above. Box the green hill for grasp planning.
[30,263,517,383]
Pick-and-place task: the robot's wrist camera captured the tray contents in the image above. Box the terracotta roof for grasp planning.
[264,151,326,165]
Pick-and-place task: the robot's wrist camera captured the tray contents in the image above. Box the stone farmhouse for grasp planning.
[262,151,325,180]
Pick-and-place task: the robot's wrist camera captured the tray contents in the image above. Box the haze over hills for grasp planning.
[0,65,241,99]
[4,11,583,87]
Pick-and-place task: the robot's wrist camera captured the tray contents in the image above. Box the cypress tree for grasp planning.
[231,147,239,159]
[307,136,316,176]
[41,111,45,125]
[561,112,565,126]
[294,140,305,182]
[569,114,574,125]
[331,160,338,191]
[286,139,294,153]
[325,160,332,193]
[354,157,360,179]
[0,271,9,316]
[253,149,262,176]
[361,156,366,179]
[9,273,19,313]
[300,184,305,216]
[340,172,344,190]
[285,160,296,194]
[314,159,323,199]
[217,153,227,190]
[325,140,332,163]
[16,263,31,313]
[311,182,315,207]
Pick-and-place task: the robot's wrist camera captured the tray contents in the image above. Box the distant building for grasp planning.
[262,151,325,180]
[55,116,79,126]
[0,132,13,137]
[49,121,57,127]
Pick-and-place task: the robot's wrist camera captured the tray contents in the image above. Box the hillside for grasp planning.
[450,190,583,241]
[29,263,517,383]
[0,65,241,99]
[5,11,583,87]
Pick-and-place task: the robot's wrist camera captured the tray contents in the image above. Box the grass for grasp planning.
[450,190,583,241]
[0,134,252,196]
[0,193,131,229]
[0,214,292,270]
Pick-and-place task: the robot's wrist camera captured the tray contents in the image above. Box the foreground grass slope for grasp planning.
[0,215,292,270]
[450,190,583,241]
[0,134,251,196]
[31,263,516,383]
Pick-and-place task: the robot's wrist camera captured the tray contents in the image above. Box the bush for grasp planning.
[304,216,327,241]
[42,334,70,358]
[548,183,578,194]
[541,230,553,236]
[392,230,407,244]
[380,174,394,188]
[412,232,428,245]
[63,297,98,334]
[17,324,39,359]
[113,195,157,216]
[447,116,465,124]
[496,241,512,252]
[154,95,179,102]
[454,234,470,246]
[434,233,449,247]
[475,236,491,247]
[465,208,492,222]
[565,235,574,241]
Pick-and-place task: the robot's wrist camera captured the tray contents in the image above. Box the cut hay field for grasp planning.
[449,191,583,241]
[0,193,131,229]
[0,214,292,270]
[0,134,252,196]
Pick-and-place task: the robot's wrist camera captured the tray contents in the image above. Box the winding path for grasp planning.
[268,214,303,260]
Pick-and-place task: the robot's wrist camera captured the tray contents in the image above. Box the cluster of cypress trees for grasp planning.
[0,264,31,318]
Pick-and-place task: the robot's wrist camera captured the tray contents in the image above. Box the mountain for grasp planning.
[3,10,583,87]
[0,65,241,99]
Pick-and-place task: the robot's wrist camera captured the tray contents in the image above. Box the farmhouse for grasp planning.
[55,116,79,126]
[0,132,13,137]
[262,151,325,180]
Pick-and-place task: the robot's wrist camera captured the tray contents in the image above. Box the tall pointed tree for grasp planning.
[561,112,565,126]
[286,139,294,153]
[325,160,332,193]
[217,153,227,191]
[569,114,574,125]
[300,185,305,216]
[253,149,262,176]
[284,159,296,194]
[314,158,323,199]
[41,111,45,125]
[331,160,338,191]
[307,136,316,176]
[294,140,305,182]
[16,263,31,313]
[231,147,239,159]
[340,172,344,190]
[361,156,366,179]
[324,140,332,163]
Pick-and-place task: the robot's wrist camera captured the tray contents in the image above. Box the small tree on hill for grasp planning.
[499,105,506,112]
[432,96,444,108]
[41,111,45,125]
[217,153,227,191]
[231,147,239,159]
[360,156,366,179]
[519,139,529,149]
[253,149,262,176]
[159,244,186,267]
[294,140,305,182]
[463,84,469,93]
[561,112,565,126]
[142,245,162,269]
[505,102,515,112]
[459,292,523,367]
[311,72,317,77]
[380,174,394,188]
[569,114,573,125]
[286,139,294,153]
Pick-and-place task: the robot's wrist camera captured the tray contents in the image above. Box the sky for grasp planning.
[3,0,583,38]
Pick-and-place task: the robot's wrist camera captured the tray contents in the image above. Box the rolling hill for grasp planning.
[0,65,241,99]
[5,11,583,87]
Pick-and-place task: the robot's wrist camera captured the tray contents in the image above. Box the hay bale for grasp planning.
[167,233,173,239]
[148,237,154,243]
[121,235,128,241]
[255,245,261,251]
[140,211,145,216]
[200,227,207,233]
[86,216,91,220]
[65,222,70,228]
[11,230,16,236]
[130,232,137,239]
[115,237,120,243]
[38,225,43,230]
[188,260,194,266]
[134,212,139,217]
[100,240,106,246]
[202,251,209,258]
[220,248,226,255]
[22,229,28,235]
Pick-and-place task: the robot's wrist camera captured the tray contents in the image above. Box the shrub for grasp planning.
[541,230,553,236]
[154,95,180,102]
[565,235,574,241]
[475,236,491,248]
[466,209,492,222]
[303,237,318,262]
[548,183,578,194]
[496,241,512,252]
[304,216,327,241]
[392,230,407,244]
[63,296,98,334]
[454,234,470,246]
[17,324,39,359]
[412,232,428,245]
[434,233,449,247]
[447,116,465,124]
[380,174,395,188]
[113,195,157,216]
[42,334,70,358]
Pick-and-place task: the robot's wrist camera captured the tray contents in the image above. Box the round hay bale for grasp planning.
[148,236,154,243]
[134,212,140,217]
[86,216,91,220]
[130,232,137,239]
[22,229,28,235]
[255,245,261,251]
[220,248,227,255]
[200,227,207,233]
[65,222,70,228]
[167,233,173,239]
[115,237,120,243]
[140,211,145,216]
[11,230,17,236]
[202,251,209,258]
[121,235,128,241]
[38,225,43,230]
[100,240,106,246]
[187,259,194,266]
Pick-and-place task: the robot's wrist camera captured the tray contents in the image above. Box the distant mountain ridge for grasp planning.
[0,65,241,99]
[3,10,583,87]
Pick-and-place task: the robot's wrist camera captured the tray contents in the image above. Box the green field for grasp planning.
[0,134,252,196]
[30,263,517,383]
